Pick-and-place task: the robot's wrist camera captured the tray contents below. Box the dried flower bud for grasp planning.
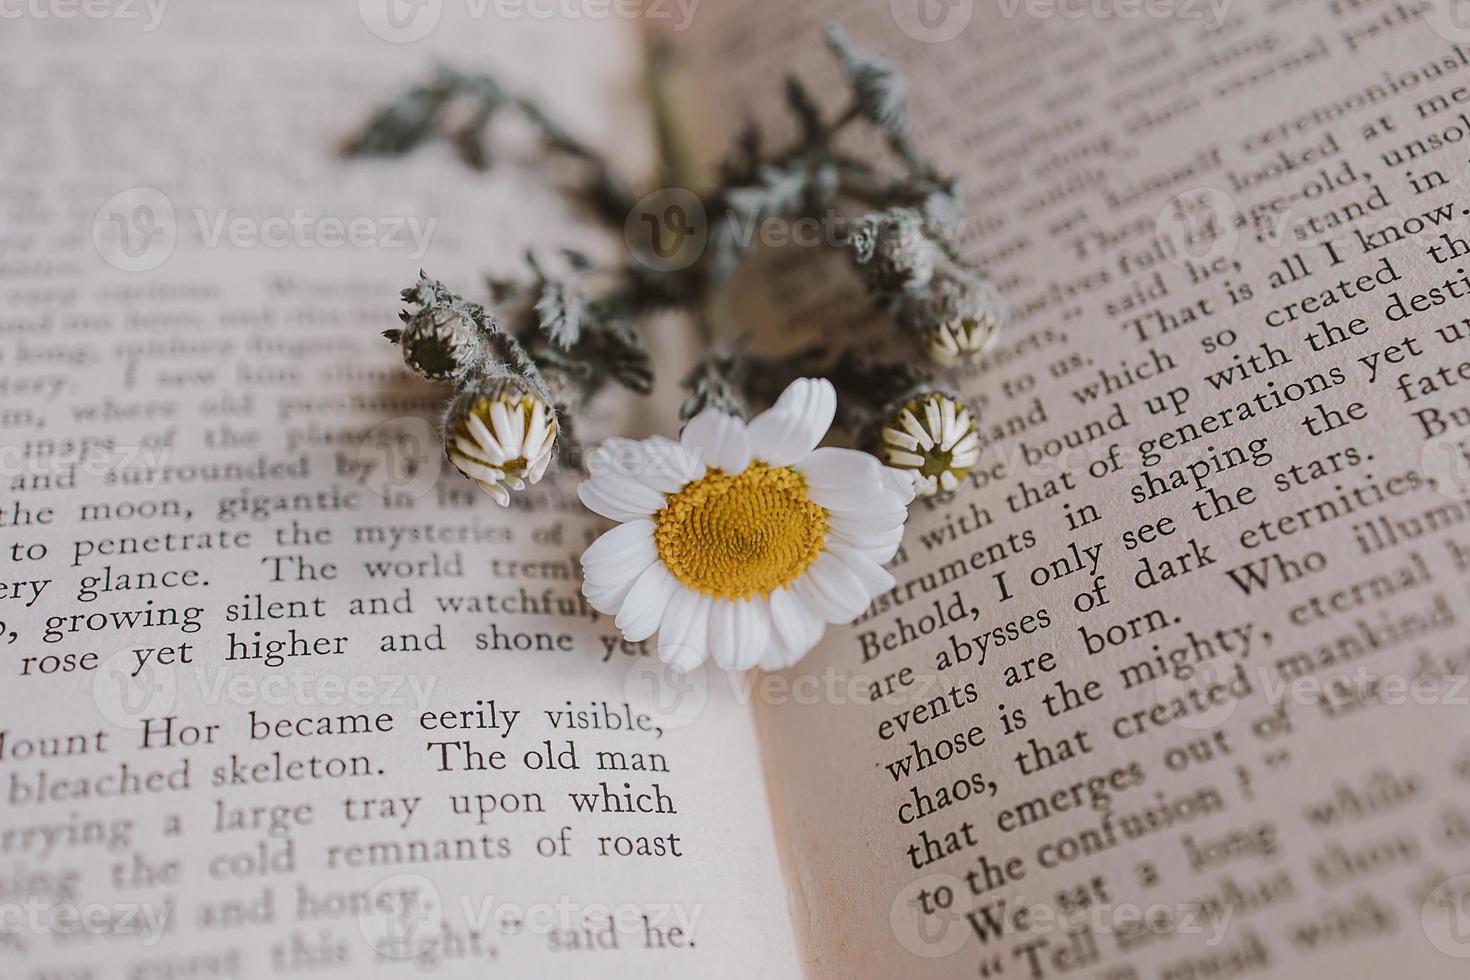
[394,306,485,382]
[849,209,939,294]
[445,380,558,506]
[899,270,1006,367]
[878,390,980,497]
[926,306,1001,366]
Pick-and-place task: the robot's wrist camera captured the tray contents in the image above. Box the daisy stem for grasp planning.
[643,36,702,196]
[643,34,721,350]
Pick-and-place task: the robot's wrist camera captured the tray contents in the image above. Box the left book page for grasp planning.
[0,5,800,978]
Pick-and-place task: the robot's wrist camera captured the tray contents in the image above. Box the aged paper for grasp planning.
[680,1,1470,976]
[0,5,800,977]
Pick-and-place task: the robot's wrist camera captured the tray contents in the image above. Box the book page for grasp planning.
[0,5,801,978]
[679,1,1470,976]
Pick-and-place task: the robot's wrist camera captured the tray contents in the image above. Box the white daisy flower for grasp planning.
[879,391,980,497]
[446,384,557,506]
[579,378,914,673]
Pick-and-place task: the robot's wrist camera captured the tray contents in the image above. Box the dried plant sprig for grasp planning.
[847,207,1006,366]
[358,23,1003,504]
[386,274,527,384]
[346,65,637,225]
[825,22,909,143]
[392,273,590,504]
[510,249,660,400]
[680,347,750,422]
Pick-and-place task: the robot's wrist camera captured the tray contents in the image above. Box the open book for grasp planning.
[5,0,1470,976]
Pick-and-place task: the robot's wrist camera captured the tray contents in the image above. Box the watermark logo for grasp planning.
[93,187,176,272]
[359,873,443,959]
[1156,187,1239,269]
[1422,433,1470,502]
[359,0,442,42]
[891,0,974,42]
[359,416,444,500]
[1152,649,1244,731]
[1426,0,1470,43]
[624,186,974,272]
[91,647,177,730]
[1422,873,1470,958]
[890,873,971,958]
[623,657,709,731]
[626,187,708,272]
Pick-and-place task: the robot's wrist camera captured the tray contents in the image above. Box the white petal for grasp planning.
[774,377,837,424]
[809,480,891,513]
[581,520,657,589]
[730,599,772,671]
[826,494,910,534]
[883,467,918,504]
[643,437,705,491]
[925,398,944,439]
[663,642,706,674]
[883,427,921,452]
[464,414,508,465]
[450,454,507,487]
[524,407,550,459]
[657,588,711,672]
[578,474,666,522]
[746,378,835,466]
[939,398,959,448]
[799,447,883,489]
[526,441,556,483]
[899,409,936,450]
[951,436,981,460]
[794,552,870,624]
[759,628,811,671]
[826,541,896,598]
[584,578,632,616]
[615,563,680,643]
[490,400,523,458]
[588,436,704,495]
[769,587,826,657]
[709,598,770,671]
[681,409,751,474]
[830,523,906,565]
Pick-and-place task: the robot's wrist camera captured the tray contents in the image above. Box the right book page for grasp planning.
[679,0,1470,976]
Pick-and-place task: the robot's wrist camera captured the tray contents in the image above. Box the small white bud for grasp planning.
[445,383,558,505]
[878,391,980,498]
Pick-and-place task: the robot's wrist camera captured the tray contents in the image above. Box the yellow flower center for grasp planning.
[655,462,828,600]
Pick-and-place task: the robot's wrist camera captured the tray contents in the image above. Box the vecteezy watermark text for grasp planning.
[358,0,699,44]
[0,0,168,31]
[193,209,436,259]
[93,188,439,271]
[995,0,1229,29]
